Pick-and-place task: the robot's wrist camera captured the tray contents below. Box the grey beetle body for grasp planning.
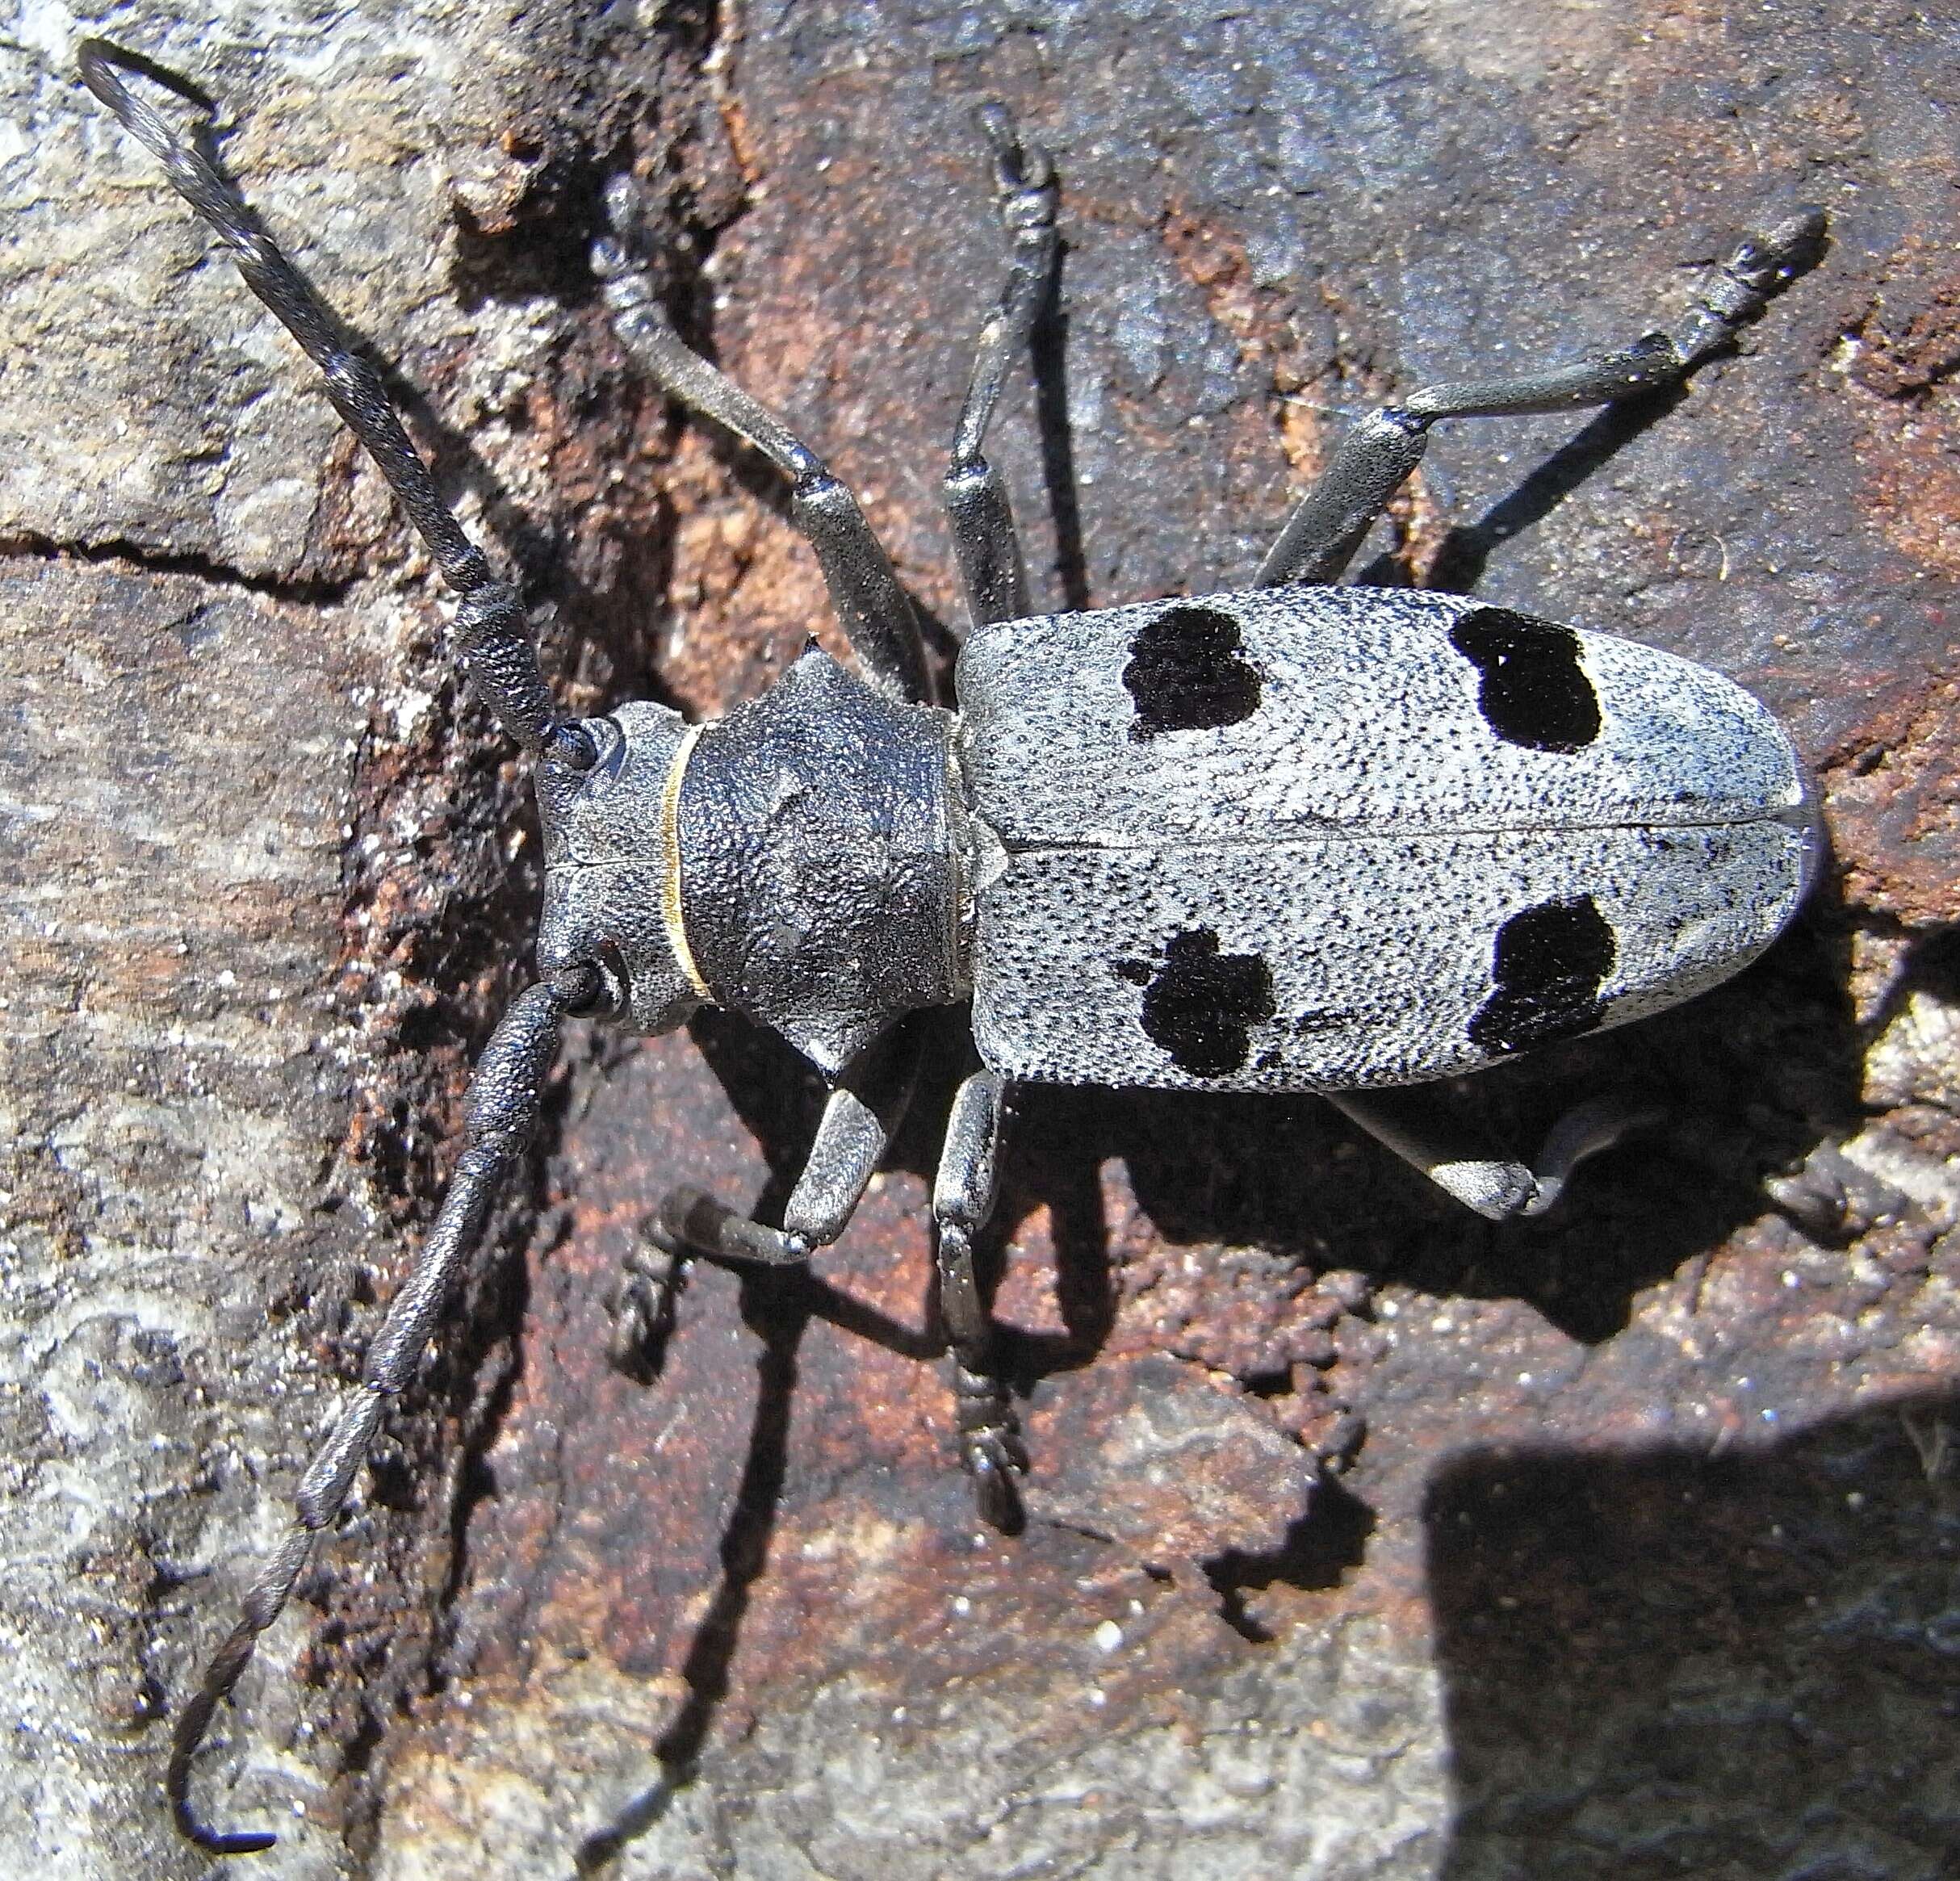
[80,36,1828,1855]
[543,583,1815,1098]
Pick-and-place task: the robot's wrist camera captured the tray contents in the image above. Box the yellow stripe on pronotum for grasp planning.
[660,723,712,1000]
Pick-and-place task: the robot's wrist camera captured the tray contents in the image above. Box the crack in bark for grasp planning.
[0,528,353,605]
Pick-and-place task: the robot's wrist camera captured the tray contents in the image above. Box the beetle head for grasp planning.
[534,701,704,1036]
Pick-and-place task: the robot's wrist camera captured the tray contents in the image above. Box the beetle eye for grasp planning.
[580,940,630,1016]
[547,720,600,771]
[584,717,630,785]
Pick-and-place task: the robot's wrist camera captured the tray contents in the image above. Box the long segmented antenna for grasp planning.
[76,38,595,771]
[162,966,601,1854]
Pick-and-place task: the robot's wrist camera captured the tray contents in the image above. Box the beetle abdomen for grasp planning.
[956,587,1814,1092]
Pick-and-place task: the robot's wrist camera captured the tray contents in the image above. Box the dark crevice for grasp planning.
[282,20,735,1857]
[1032,1514,1121,1549]
[396,10,795,1866]
[336,1703,389,1793]
[0,528,353,605]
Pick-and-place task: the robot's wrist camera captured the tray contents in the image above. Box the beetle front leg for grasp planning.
[1254,207,1825,589]
[621,1028,923,1307]
[932,1070,1024,1529]
[593,195,930,705]
[1326,1087,1661,1221]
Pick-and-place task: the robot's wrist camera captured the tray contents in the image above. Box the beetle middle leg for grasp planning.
[926,106,1057,1525]
[942,104,1059,632]
[593,194,929,705]
[1254,207,1826,589]
[932,1070,1025,1528]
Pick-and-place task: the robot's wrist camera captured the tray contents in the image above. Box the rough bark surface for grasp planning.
[2,2,1954,1878]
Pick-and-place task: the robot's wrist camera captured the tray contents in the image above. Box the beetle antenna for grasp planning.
[158,966,601,1852]
[165,1531,311,1854]
[75,38,595,772]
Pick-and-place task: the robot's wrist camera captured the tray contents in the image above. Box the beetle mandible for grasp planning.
[78,37,1825,1856]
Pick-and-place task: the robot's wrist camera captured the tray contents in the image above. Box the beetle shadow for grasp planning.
[1029,234,1092,615]
[567,1008,954,1875]
[1426,1388,1959,1877]
[649,857,1866,1488]
[567,886,1871,1870]
[572,1249,818,1874]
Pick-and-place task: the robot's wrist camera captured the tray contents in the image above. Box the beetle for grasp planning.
[78,36,1824,1856]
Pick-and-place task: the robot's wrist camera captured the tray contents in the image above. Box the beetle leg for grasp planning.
[605,1227,688,1380]
[636,1025,923,1275]
[77,42,592,771]
[165,964,603,1856]
[592,194,930,706]
[1326,1087,1663,1221]
[932,1070,1024,1530]
[944,104,1060,631]
[1255,206,1826,589]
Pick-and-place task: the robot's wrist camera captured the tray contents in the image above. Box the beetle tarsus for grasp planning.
[608,1225,689,1378]
[956,1366,1028,1532]
[945,103,1060,631]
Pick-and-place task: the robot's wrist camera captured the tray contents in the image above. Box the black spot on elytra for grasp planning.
[1449,606,1602,753]
[1122,604,1262,739]
[1469,896,1617,1054]
[1116,928,1276,1077]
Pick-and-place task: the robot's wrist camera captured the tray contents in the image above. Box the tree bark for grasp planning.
[2,2,1954,1875]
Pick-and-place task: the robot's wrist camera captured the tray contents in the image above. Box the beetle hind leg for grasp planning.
[1255,207,1827,589]
[1328,1088,1663,1221]
[933,1071,1025,1529]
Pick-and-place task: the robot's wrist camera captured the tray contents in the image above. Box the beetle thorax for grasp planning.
[536,647,966,1075]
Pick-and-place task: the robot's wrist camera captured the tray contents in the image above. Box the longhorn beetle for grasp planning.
[79,37,1824,1856]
